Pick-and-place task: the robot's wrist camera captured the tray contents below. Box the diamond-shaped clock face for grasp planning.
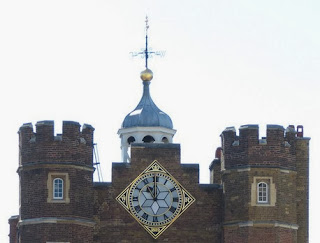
[116,160,195,239]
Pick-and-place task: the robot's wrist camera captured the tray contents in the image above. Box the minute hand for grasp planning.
[154,173,157,198]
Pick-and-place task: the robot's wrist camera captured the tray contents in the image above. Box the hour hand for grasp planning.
[146,186,154,199]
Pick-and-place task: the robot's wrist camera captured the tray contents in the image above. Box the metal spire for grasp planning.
[145,16,150,69]
[130,16,165,69]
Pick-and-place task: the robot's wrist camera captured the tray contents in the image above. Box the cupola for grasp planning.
[121,76,173,130]
[118,16,176,162]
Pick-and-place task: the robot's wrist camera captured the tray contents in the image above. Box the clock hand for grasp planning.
[154,173,157,198]
[143,178,155,199]
[146,185,155,199]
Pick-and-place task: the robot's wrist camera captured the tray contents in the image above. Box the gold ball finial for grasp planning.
[140,68,153,82]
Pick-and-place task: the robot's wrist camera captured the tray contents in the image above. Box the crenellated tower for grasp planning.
[214,124,309,243]
[16,120,95,242]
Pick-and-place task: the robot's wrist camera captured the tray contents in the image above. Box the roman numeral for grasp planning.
[170,187,176,192]
[173,197,179,202]
[143,179,148,185]
[164,214,168,220]
[142,213,148,220]
[134,206,141,213]
[133,196,138,201]
[169,207,176,213]
[153,216,158,222]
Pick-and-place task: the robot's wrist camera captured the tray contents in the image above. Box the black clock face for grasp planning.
[128,172,183,226]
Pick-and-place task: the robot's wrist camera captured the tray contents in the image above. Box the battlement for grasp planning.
[221,124,306,169]
[19,121,95,165]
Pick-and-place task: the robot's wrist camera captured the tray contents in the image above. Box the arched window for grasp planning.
[53,178,64,199]
[127,136,136,145]
[162,137,169,143]
[257,182,268,203]
[142,135,155,143]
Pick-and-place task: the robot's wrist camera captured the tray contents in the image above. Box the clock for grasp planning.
[129,170,182,226]
[116,160,195,239]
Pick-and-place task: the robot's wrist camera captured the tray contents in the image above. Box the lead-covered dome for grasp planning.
[122,80,173,129]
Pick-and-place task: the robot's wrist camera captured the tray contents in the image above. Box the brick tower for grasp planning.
[217,124,309,243]
[16,121,95,242]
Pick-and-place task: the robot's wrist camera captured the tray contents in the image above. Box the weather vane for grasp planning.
[130,16,165,69]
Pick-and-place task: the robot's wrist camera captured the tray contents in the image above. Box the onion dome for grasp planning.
[121,76,173,129]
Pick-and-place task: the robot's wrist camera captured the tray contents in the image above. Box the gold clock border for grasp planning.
[116,160,196,239]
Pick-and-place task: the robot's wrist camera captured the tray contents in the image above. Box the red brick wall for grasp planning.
[224,226,296,243]
[19,121,94,165]
[295,138,310,242]
[209,158,221,184]
[8,216,18,243]
[222,125,296,169]
[19,167,93,219]
[93,144,223,242]
[19,223,93,243]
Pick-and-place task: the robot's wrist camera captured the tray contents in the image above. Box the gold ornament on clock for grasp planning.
[116,160,195,239]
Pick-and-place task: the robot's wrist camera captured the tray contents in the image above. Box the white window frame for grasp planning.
[53,178,64,200]
[257,182,268,203]
[47,172,70,203]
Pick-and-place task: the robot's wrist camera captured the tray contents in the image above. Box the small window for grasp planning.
[127,136,136,145]
[257,182,268,203]
[47,173,70,203]
[142,135,155,143]
[162,137,169,143]
[251,177,275,206]
[53,178,64,199]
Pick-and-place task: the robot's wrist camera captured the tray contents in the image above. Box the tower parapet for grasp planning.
[17,121,95,242]
[19,120,94,166]
[221,124,297,169]
[221,124,310,243]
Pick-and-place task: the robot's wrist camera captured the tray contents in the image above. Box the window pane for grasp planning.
[53,178,63,199]
[257,182,268,203]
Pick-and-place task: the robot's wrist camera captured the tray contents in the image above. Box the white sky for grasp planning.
[0,0,319,242]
